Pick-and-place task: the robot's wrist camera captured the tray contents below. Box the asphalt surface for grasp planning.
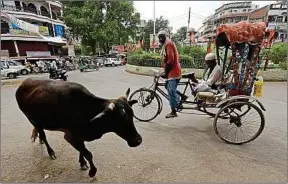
[1,66,287,183]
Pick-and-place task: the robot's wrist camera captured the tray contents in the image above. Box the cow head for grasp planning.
[91,88,142,147]
[109,88,142,147]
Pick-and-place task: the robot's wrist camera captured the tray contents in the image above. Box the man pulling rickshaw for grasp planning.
[129,21,277,145]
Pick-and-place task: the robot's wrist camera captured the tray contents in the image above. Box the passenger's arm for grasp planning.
[206,67,222,86]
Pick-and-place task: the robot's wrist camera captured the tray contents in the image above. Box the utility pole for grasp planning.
[188,7,191,29]
[188,7,191,46]
[153,0,156,53]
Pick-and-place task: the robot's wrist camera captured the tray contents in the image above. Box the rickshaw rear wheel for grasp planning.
[213,101,265,145]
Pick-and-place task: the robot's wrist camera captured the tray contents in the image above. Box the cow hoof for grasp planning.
[88,168,97,178]
[49,154,57,160]
[39,140,44,144]
[81,164,89,170]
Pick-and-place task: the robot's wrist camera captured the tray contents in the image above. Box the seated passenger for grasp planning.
[191,53,223,93]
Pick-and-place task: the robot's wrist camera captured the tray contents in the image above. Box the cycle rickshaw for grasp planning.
[129,21,276,145]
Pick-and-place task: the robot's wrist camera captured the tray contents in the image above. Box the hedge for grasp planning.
[127,52,206,69]
[269,43,288,64]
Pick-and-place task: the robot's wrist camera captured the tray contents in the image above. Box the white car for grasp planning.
[104,58,122,67]
[1,66,20,79]
[1,60,30,75]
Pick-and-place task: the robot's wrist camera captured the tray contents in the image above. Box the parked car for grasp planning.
[1,60,30,75]
[1,66,20,79]
[94,57,105,67]
[104,58,122,67]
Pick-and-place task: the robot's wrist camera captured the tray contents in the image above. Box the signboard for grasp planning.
[1,12,50,36]
[113,45,125,53]
[1,12,39,34]
[11,29,39,36]
[267,23,276,30]
[26,51,51,57]
[54,25,64,37]
[150,34,159,48]
[38,26,49,36]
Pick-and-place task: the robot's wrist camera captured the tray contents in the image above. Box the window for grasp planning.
[284,16,287,23]
[8,61,19,66]
[243,9,246,12]
[27,3,37,14]
[268,16,276,22]
[22,2,27,11]
[282,4,287,9]
[1,20,9,34]
[1,61,9,69]
[14,1,21,10]
[248,9,251,11]
[276,16,283,23]
[271,4,281,9]
[234,10,237,13]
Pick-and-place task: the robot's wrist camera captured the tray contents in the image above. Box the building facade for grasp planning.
[266,2,287,41]
[1,1,67,59]
[201,1,259,40]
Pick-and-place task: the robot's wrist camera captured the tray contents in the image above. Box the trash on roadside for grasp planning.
[44,174,50,179]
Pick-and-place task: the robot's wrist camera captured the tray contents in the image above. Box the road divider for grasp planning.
[125,64,287,82]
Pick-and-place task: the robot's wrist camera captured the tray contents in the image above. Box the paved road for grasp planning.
[1,66,287,183]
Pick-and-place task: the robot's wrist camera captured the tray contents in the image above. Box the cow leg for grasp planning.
[79,153,89,170]
[31,128,38,142]
[64,132,97,177]
[31,128,44,144]
[37,128,56,160]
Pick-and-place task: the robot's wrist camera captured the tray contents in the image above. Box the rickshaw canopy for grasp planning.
[216,21,266,45]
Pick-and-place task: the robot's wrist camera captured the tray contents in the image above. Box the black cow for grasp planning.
[15,78,142,177]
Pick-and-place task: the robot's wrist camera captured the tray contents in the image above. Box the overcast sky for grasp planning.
[133,1,277,33]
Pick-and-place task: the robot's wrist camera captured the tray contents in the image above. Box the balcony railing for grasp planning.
[1,4,63,21]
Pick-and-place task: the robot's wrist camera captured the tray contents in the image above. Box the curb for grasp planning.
[1,79,24,86]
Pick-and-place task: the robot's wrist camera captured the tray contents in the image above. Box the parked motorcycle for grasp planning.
[49,68,68,81]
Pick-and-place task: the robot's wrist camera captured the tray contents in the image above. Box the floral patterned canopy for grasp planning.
[216,21,266,44]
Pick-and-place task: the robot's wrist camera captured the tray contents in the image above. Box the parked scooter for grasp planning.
[49,67,68,81]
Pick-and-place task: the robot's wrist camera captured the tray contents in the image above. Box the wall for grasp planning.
[17,41,49,56]
[0,41,17,57]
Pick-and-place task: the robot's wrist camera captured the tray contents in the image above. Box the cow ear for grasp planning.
[108,103,115,110]
[126,88,130,98]
[128,100,138,106]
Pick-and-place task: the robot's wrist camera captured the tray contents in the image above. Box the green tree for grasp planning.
[63,1,140,54]
[172,26,187,44]
[142,16,169,50]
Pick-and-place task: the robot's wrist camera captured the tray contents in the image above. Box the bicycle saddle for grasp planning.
[182,72,195,79]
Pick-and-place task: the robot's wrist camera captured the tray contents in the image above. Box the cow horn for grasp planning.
[126,88,130,98]
[108,103,115,110]
[128,100,138,106]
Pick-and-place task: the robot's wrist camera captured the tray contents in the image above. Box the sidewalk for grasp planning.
[1,73,49,86]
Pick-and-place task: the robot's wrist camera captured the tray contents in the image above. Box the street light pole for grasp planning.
[153,0,156,53]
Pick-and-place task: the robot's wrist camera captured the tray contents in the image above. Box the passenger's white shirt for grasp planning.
[203,64,223,86]
[195,65,222,92]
